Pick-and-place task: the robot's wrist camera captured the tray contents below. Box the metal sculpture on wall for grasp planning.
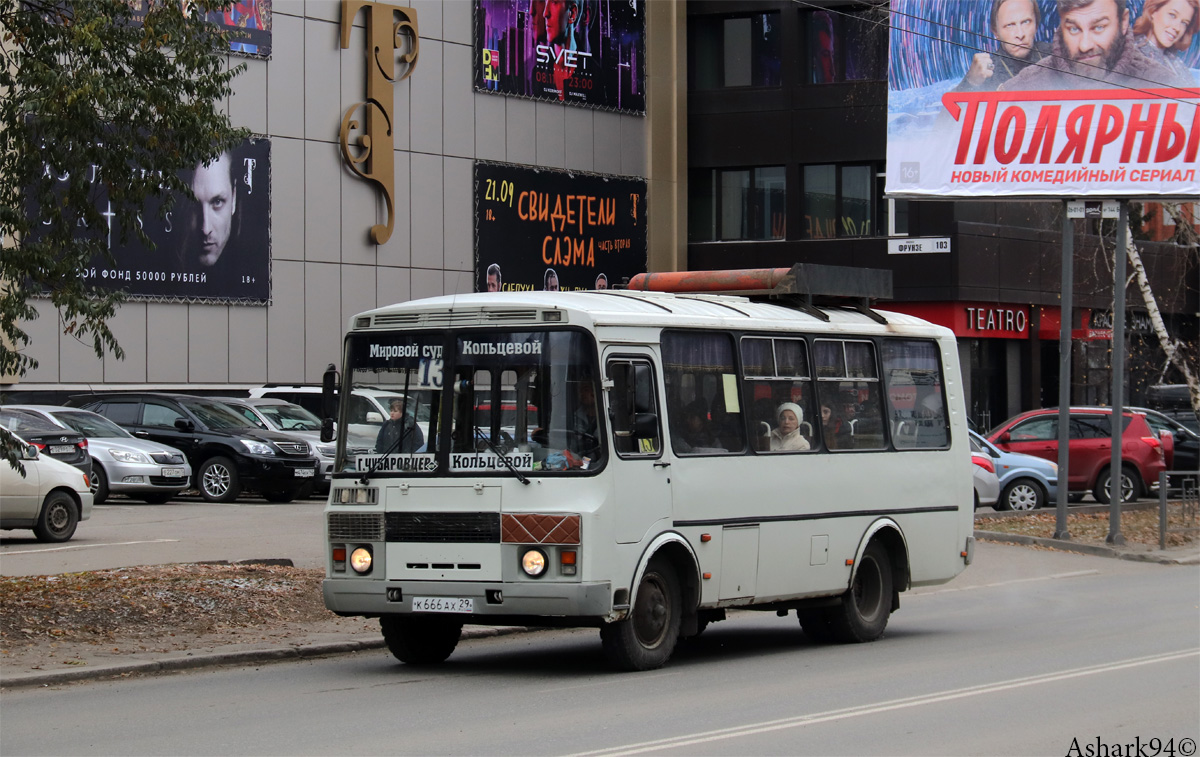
[340,1,420,245]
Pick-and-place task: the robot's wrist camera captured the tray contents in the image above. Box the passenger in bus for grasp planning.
[675,399,719,453]
[767,402,810,451]
[375,398,424,454]
[573,381,599,438]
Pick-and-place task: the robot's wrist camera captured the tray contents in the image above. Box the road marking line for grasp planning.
[913,569,1100,595]
[1,539,179,555]
[567,649,1200,757]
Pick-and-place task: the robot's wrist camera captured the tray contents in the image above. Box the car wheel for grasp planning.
[90,462,109,505]
[198,457,241,503]
[1094,466,1142,505]
[826,540,893,643]
[1000,478,1045,511]
[600,557,682,671]
[33,491,79,543]
[380,616,463,665]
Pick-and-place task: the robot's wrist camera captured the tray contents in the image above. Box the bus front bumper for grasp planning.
[323,578,614,619]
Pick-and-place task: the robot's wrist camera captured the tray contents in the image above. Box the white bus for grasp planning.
[320,266,974,671]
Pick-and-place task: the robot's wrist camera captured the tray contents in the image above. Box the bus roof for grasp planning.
[351,291,953,340]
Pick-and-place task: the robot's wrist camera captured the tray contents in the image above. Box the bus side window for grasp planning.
[607,359,662,458]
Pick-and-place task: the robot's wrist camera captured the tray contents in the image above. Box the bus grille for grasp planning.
[386,512,501,543]
[328,513,385,541]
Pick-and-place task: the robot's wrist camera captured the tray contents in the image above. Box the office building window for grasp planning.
[804,7,886,84]
[802,164,875,238]
[690,166,786,242]
[690,12,782,90]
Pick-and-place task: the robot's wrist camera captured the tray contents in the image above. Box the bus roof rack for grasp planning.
[626,264,893,324]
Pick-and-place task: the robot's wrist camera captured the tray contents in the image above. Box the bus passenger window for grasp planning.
[663,331,745,455]
[882,339,949,449]
[741,337,814,454]
[815,339,885,450]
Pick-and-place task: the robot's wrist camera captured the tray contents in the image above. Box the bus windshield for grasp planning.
[338,328,603,476]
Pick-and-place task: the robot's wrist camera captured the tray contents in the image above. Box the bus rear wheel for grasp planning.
[380,616,463,665]
[828,541,893,643]
[601,557,681,671]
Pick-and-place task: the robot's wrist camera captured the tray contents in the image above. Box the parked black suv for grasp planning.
[72,393,318,503]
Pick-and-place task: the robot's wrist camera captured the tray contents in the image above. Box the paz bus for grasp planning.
[319,265,974,671]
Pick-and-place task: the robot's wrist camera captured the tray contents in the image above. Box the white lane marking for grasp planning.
[567,649,1200,757]
[1,539,179,555]
[913,569,1101,595]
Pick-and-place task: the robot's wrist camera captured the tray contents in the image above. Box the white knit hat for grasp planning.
[776,402,803,426]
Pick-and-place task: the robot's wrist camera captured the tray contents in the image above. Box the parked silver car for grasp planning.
[8,405,192,504]
[211,397,333,494]
[970,432,1000,509]
[970,429,1059,511]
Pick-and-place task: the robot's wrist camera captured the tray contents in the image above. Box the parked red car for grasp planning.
[986,408,1166,504]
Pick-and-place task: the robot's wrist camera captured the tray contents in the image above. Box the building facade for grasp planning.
[684,0,1199,429]
[6,0,688,402]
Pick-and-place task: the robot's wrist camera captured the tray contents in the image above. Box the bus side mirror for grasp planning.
[321,363,339,420]
[321,418,336,444]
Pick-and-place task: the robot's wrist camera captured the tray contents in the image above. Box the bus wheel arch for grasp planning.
[832,520,910,643]
[601,536,698,671]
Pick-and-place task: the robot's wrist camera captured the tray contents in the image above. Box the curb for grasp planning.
[975,530,1200,565]
[0,625,535,690]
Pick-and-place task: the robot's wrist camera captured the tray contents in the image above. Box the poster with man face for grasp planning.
[41,138,272,304]
[887,0,1200,198]
[474,0,646,113]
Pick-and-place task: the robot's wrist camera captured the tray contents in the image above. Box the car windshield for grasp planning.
[54,410,133,438]
[0,409,60,433]
[184,400,258,430]
[258,404,321,431]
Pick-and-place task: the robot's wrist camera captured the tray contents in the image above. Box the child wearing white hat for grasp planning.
[768,402,810,451]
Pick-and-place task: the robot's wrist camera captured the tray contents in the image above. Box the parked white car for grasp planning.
[1,435,93,542]
[249,385,432,453]
[9,405,192,505]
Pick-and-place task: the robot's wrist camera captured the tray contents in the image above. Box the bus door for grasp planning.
[605,351,670,545]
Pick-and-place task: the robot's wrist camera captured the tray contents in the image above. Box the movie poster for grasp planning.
[33,138,272,304]
[887,0,1199,198]
[474,0,646,113]
[475,162,647,292]
[126,0,272,58]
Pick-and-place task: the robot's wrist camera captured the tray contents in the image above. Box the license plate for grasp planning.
[162,467,185,478]
[411,596,473,614]
[294,467,315,477]
[50,445,74,455]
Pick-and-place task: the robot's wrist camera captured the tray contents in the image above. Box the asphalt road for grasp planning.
[0,492,329,577]
[2,543,1196,756]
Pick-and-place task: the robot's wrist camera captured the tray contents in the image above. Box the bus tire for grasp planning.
[600,557,681,671]
[797,607,837,643]
[829,541,893,643]
[380,616,462,665]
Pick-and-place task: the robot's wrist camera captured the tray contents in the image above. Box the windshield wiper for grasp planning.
[359,422,417,485]
[474,426,529,485]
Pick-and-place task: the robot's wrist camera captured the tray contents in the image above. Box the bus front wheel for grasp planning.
[380,616,463,665]
[601,558,681,671]
[829,541,893,643]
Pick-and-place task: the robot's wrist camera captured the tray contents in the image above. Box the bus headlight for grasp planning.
[520,548,547,577]
[350,546,373,574]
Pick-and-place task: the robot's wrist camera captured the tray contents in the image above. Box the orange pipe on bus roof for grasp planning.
[627,268,791,293]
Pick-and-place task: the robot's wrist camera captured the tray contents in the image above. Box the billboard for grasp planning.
[474,0,645,113]
[32,138,272,304]
[887,0,1200,199]
[474,162,647,292]
[126,0,272,58]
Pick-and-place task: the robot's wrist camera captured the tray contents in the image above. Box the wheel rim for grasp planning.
[853,556,885,622]
[1008,483,1038,510]
[633,572,670,649]
[88,473,99,496]
[203,463,231,497]
[46,501,72,536]
[1104,473,1134,503]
